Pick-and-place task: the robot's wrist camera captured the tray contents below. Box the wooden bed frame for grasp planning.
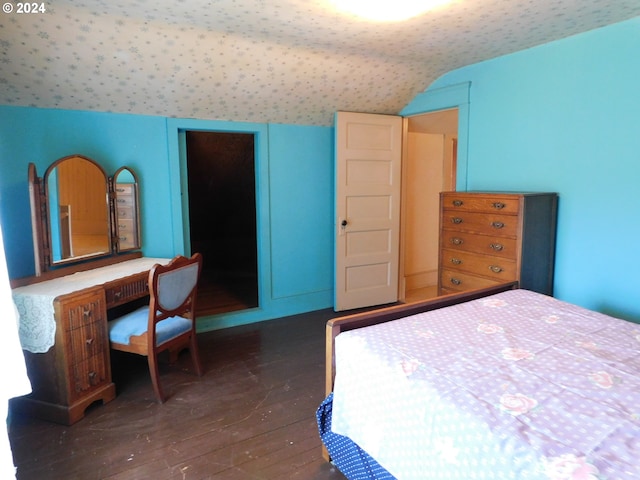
[322,281,519,462]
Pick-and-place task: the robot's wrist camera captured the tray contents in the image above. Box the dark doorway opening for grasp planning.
[186,131,259,316]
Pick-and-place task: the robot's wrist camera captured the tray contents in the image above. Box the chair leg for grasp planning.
[148,353,166,403]
[190,334,204,377]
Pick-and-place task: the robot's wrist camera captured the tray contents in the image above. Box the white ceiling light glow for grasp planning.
[329,0,452,21]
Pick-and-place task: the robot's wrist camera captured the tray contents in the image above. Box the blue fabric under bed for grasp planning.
[316,393,396,480]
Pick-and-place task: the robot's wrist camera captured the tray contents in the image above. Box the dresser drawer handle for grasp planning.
[83,309,92,318]
[452,200,463,207]
[450,258,462,265]
[489,265,504,273]
[490,243,504,251]
[451,217,463,224]
[86,337,94,345]
[492,202,506,210]
[491,221,505,229]
[451,237,464,246]
[114,291,123,299]
[450,278,462,286]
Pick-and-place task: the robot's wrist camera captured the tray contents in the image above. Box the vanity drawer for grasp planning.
[104,272,149,308]
[58,288,106,330]
[442,193,520,215]
[441,211,518,237]
[71,354,109,399]
[67,320,105,361]
[440,231,518,259]
[440,249,517,280]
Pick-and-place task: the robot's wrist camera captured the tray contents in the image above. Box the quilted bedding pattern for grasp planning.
[330,289,640,479]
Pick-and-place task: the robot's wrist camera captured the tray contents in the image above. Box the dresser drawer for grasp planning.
[440,249,517,280]
[442,193,520,215]
[115,195,135,208]
[116,206,135,219]
[118,234,136,250]
[440,269,502,292]
[441,211,518,237]
[114,183,135,195]
[440,231,518,259]
[116,218,134,233]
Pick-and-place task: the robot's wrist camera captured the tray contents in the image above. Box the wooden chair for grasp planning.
[108,253,204,403]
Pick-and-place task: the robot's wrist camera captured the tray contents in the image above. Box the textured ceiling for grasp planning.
[1,1,639,126]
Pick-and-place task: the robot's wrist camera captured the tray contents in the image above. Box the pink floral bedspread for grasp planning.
[331,289,640,479]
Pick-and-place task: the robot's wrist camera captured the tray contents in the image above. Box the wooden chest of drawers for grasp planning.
[438,192,558,295]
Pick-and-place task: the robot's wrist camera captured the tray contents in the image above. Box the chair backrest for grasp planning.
[148,253,202,322]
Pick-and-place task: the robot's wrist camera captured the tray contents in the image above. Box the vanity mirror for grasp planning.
[28,154,142,275]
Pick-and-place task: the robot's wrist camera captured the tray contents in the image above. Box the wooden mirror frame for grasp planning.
[28,155,142,276]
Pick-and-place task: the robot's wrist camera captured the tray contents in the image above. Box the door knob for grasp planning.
[341,219,348,227]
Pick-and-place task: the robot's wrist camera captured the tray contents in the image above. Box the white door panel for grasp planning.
[335,111,402,311]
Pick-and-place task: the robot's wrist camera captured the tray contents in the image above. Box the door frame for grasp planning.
[397,82,470,302]
[400,82,471,191]
[398,113,458,301]
[166,118,271,323]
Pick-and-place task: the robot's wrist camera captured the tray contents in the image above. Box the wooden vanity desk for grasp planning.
[11,253,170,425]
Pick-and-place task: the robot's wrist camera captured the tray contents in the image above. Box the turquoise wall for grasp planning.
[0,108,172,277]
[0,107,333,329]
[3,17,639,327]
[405,17,640,320]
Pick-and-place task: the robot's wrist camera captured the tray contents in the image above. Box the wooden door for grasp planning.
[334,112,402,311]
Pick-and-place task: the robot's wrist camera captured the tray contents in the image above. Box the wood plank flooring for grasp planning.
[195,275,258,317]
[8,309,348,480]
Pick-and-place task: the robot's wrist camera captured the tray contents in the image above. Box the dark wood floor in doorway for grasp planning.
[9,309,347,479]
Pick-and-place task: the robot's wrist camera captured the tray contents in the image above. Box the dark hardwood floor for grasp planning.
[8,309,348,479]
[195,274,258,317]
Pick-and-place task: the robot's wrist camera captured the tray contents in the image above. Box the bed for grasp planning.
[317,283,640,480]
